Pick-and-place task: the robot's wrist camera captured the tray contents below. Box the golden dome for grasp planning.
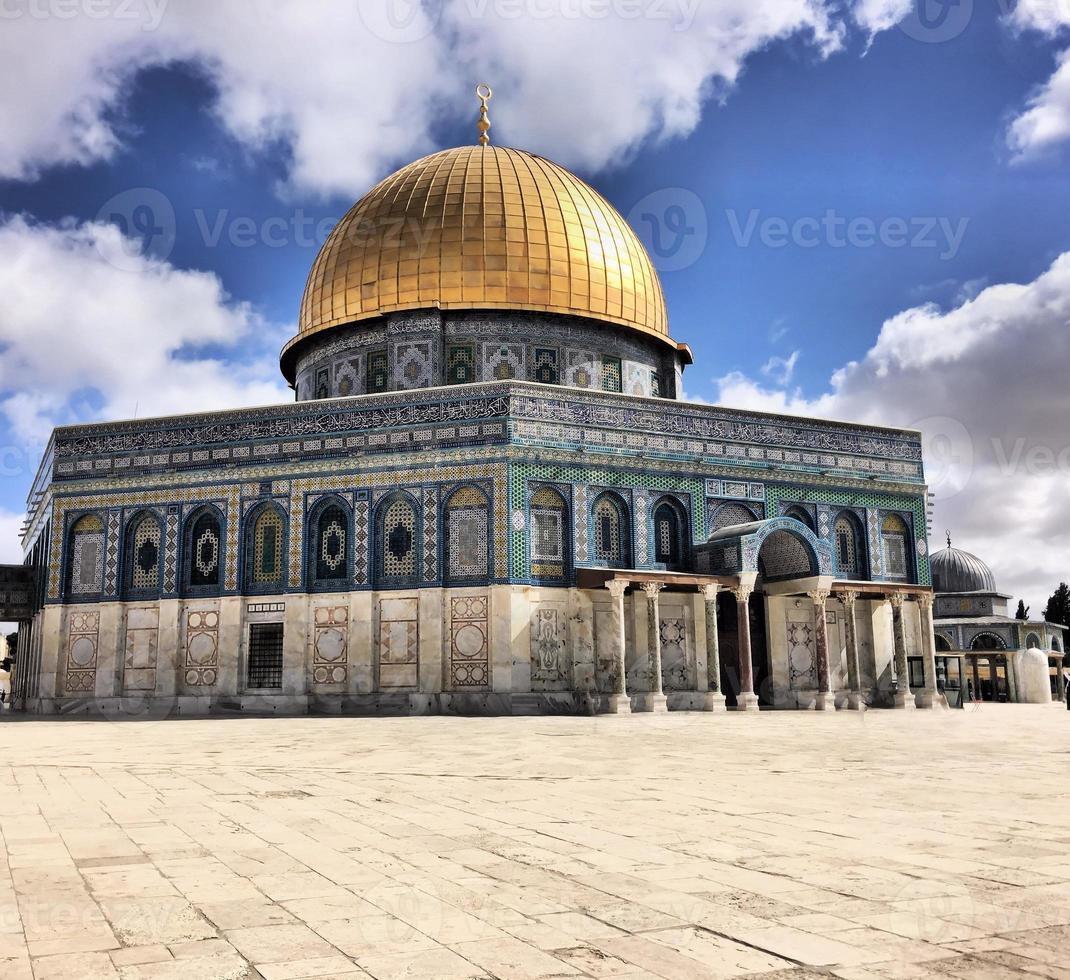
[283,145,673,374]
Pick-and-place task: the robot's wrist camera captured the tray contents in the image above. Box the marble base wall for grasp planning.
[27,586,929,716]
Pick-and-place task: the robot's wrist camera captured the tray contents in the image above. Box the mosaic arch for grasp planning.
[124,510,162,597]
[244,501,286,593]
[182,505,225,597]
[66,513,105,599]
[832,509,867,580]
[740,517,832,580]
[375,491,421,588]
[651,495,689,571]
[443,485,491,584]
[529,485,569,582]
[307,496,351,591]
[591,491,631,569]
[970,631,1008,652]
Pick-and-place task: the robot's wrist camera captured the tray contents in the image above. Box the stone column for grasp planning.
[807,589,835,711]
[701,584,726,712]
[733,584,760,712]
[637,583,668,713]
[889,593,915,710]
[915,593,940,709]
[605,579,631,714]
[1057,658,1066,704]
[989,658,999,702]
[840,590,863,710]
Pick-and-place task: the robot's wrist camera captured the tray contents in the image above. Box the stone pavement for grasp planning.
[0,706,1068,980]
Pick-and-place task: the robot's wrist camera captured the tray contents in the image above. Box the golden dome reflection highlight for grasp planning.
[283,143,674,375]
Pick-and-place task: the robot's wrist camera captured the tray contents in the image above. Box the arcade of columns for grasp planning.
[599,575,940,713]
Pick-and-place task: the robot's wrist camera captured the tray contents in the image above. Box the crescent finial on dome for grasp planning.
[476,84,492,146]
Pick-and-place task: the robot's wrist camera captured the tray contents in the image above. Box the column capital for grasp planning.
[916,592,934,610]
[732,584,754,604]
[641,582,663,599]
[839,589,860,608]
[807,589,831,606]
[888,592,905,610]
[607,579,629,599]
[701,583,720,602]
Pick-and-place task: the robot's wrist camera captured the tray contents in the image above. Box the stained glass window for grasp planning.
[881,514,909,580]
[593,495,627,565]
[315,367,329,400]
[252,508,284,586]
[366,349,389,394]
[530,487,567,580]
[127,513,161,593]
[602,356,622,393]
[447,345,475,385]
[187,511,221,589]
[834,514,862,579]
[653,502,683,568]
[533,348,559,385]
[68,514,104,596]
[381,497,417,579]
[650,370,661,398]
[446,487,488,581]
[314,505,348,584]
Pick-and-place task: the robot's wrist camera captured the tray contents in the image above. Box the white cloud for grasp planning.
[0,215,289,446]
[1008,47,1070,160]
[714,252,1070,613]
[850,0,911,39]
[760,350,800,385]
[0,0,854,196]
[447,0,845,173]
[1005,0,1070,160]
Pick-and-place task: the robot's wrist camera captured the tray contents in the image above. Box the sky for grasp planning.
[0,0,1068,619]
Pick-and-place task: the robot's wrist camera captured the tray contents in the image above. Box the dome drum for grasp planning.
[289,307,684,402]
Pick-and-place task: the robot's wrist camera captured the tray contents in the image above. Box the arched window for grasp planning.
[377,494,419,586]
[784,505,816,533]
[709,502,757,532]
[183,508,223,595]
[652,498,688,571]
[881,514,911,581]
[971,632,1007,652]
[1025,632,1041,650]
[125,512,161,596]
[834,512,866,580]
[1051,637,1062,653]
[592,493,629,568]
[445,486,489,583]
[245,505,285,592]
[67,514,105,598]
[935,633,952,652]
[530,486,568,581]
[309,501,350,591]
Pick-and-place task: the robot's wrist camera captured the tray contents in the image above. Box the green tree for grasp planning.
[1015,600,1030,620]
[1044,583,1070,627]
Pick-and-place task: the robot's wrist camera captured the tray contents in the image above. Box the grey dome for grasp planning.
[931,545,996,593]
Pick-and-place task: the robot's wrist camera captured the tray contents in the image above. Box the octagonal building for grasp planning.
[10,128,945,716]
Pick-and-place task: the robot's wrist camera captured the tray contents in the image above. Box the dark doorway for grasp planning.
[716,590,770,708]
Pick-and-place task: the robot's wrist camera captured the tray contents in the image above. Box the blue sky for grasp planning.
[1,0,1069,611]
